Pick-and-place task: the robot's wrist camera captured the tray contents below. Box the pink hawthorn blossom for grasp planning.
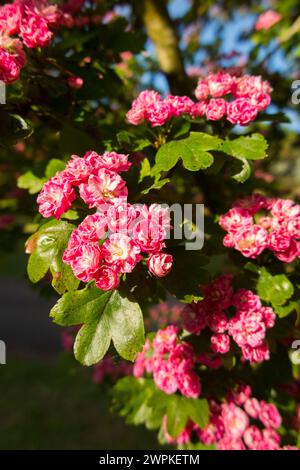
[220,195,300,262]
[227,98,258,126]
[64,242,103,283]
[95,265,120,291]
[211,333,230,354]
[219,207,253,234]
[181,302,208,335]
[164,95,194,117]
[190,100,207,118]
[206,71,236,97]
[145,100,172,127]
[195,79,210,100]
[79,168,128,208]
[102,233,141,273]
[0,2,22,36]
[37,174,76,219]
[260,401,282,429]
[147,253,173,278]
[205,98,227,121]
[76,214,108,242]
[221,402,249,439]
[20,13,53,48]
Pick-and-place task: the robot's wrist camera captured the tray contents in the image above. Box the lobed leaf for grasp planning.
[51,287,144,365]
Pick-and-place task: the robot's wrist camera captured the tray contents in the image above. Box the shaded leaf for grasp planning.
[222,133,268,182]
[27,220,79,294]
[166,395,189,438]
[184,398,210,429]
[18,171,45,195]
[257,268,294,307]
[51,287,144,365]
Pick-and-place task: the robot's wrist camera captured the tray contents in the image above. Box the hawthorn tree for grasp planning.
[1,0,300,450]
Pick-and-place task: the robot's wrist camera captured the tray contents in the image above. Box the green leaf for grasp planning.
[222,133,268,161]
[166,395,189,438]
[183,442,216,450]
[50,285,110,326]
[26,250,49,284]
[51,287,144,365]
[257,268,294,307]
[27,220,79,294]
[223,352,237,370]
[112,378,210,440]
[171,120,191,139]
[245,262,260,273]
[0,112,33,144]
[112,377,163,428]
[166,395,210,438]
[117,132,151,152]
[221,133,268,183]
[74,309,111,366]
[231,157,251,183]
[153,141,180,173]
[153,132,222,174]
[133,138,152,151]
[61,210,79,220]
[52,258,80,295]
[45,159,66,179]
[139,158,151,182]
[141,176,170,195]
[117,130,132,147]
[275,301,299,318]
[184,397,210,429]
[105,290,145,361]
[17,171,45,195]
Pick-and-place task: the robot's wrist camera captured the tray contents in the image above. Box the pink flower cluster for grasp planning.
[199,385,293,450]
[220,194,300,262]
[163,384,297,450]
[0,0,84,83]
[0,35,25,84]
[126,90,194,127]
[37,150,133,220]
[194,72,272,125]
[181,275,275,363]
[37,150,173,290]
[126,73,272,128]
[133,326,201,399]
[255,10,282,31]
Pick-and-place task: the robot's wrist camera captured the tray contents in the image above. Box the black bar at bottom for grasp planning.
[0,450,298,467]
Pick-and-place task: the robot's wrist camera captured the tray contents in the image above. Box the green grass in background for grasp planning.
[0,356,160,450]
